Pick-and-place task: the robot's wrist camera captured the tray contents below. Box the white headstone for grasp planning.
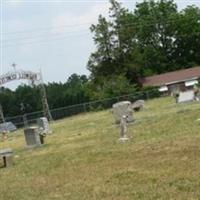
[178,90,195,103]
[37,117,51,134]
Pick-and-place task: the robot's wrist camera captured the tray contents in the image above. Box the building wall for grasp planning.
[167,81,196,94]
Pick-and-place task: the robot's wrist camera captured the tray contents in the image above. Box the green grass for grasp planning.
[1,96,200,200]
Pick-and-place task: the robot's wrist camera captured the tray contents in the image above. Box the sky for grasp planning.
[1,0,200,89]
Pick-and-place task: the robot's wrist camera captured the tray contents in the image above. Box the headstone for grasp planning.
[0,148,13,167]
[120,115,128,138]
[24,127,42,147]
[37,117,51,134]
[132,100,145,111]
[112,101,134,124]
[119,115,130,142]
[178,90,195,103]
[0,122,17,133]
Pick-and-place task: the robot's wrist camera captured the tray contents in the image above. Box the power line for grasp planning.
[3,22,93,35]
[3,15,200,47]
[3,28,90,42]
[4,14,200,38]
[4,31,91,47]
[3,2,200,35]
[3,31,200,48]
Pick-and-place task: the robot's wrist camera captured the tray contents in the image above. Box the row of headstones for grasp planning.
[1,100,141,167]
[1,99,142,167]
[0,117,51,168]
[114,90,200,142]
[2,92,199,167]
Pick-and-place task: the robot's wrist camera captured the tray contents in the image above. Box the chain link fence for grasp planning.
[5,89,161,128]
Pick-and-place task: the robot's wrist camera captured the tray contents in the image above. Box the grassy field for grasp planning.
[1,97,200,200]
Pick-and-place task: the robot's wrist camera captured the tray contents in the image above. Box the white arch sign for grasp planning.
[0,70,40,86]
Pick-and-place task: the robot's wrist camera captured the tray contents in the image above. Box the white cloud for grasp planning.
[52,3,110,33]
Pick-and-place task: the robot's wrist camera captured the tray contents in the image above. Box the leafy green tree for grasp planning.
[86,74,137,99]
[88,15,115,78]
[46,82,66,109]
[173,6,200,67]
[15,85,42,114]
[0,87,16,117]
[133,0,178,74]
[63,74,89,105]
[88,0,200,86]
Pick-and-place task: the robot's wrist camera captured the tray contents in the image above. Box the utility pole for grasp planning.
[39,70,53,121]
[0,104,5,124]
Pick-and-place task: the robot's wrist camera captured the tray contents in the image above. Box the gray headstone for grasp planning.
[118,115,130,142]
[0,148,13,167]
[37,117,51,134]
[178,90,195,103]
[24,127,42,147]
[120,115,128,138]
[132,100,145,111]
[112,101,134,124]
[0,122,17,133]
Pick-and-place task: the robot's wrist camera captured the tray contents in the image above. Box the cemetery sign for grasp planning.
[0,70,39,86]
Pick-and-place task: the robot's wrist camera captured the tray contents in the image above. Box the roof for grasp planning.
[143,66,200,87]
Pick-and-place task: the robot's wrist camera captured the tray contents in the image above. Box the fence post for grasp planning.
[83,103,86,113]
[146,91,149,100]
[23,114,28,128]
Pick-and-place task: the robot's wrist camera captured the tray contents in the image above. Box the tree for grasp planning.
[88,0,137,79]
[173,6,200,67]
[87,0,200,87]
[86,74,137,99]
[88,15,115,78]
[0,87,16,117]
[133,0,178,74]
[63,74,89,105]
[0,73,90,118]
[15,85,42,114]
[46,82,66,108]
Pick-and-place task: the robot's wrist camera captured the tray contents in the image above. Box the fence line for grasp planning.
[5,89,160,128]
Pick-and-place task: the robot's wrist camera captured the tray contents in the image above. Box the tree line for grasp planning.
[1,0,200,118]
[0,74,89,117]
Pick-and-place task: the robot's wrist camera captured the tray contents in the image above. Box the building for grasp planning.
[142,66,200,94]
